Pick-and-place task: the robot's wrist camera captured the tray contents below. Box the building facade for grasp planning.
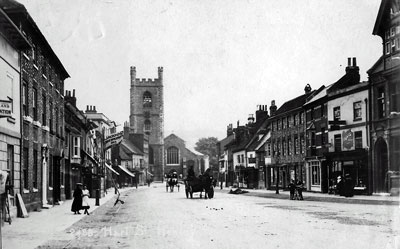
[303,85,330,193]
[325,58,370,195]
[0,5,31,218]
[368,0,400,195]
[3,1,70,211]
[270,86,314,191]
[129,66,164,181]
[164,134,208,179]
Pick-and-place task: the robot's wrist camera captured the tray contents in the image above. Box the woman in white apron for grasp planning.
[82,185,90,215]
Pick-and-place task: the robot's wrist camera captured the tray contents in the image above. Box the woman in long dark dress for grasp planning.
[71,184,83,214]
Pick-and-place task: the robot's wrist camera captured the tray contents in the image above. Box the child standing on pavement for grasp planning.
[82,185,90,215]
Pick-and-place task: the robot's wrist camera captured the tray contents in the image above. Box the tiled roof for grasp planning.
[274,91,315,116]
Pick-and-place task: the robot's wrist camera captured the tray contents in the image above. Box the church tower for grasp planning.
[130,66,164,181]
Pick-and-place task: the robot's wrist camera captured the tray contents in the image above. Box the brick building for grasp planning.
[2,1,70,211]
[129,66,164,181]
[269,85,315,191]
[368,0,400,195]
[303,85,330,193]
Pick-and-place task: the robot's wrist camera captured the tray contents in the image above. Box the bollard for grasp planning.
[95,189,100,206]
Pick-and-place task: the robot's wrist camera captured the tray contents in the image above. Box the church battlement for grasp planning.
[130,66,163,86]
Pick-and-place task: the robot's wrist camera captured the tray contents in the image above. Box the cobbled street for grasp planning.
[36,184,399,249]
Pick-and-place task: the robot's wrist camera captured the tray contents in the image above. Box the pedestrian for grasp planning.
[82,185,90,215]
[295,179,304,200]
[71,183,83,214]
[288,180,296,200]
[343,174,354,197]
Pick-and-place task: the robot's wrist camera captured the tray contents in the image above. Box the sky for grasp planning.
[18,0,382,148]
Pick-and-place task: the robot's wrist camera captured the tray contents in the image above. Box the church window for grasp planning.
[143,91,152,107]
[144,119,151,133]
[167,147,179,164]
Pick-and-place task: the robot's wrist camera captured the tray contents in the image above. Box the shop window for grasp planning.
[311,161,320,185]
[391,83,400,112]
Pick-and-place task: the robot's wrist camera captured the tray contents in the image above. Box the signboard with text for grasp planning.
[104,131,123,149]
[0,99,12,118]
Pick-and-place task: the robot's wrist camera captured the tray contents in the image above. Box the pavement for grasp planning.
[216,186,400,205]
[1,186,136,249]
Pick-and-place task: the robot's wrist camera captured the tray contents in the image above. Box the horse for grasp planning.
[166,171,179,192]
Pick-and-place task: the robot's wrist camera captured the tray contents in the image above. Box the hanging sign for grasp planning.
[342,129,354,150]
[104,131,123,149]
[0,100,12,118]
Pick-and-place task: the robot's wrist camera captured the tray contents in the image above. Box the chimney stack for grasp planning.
[158,66,163,80]
[269,100,277,116]
[345,57,360,84]
[304,84,312,94]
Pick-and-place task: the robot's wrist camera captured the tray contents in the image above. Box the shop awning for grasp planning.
[105,163,119,175]
[147,171,154,176]
[118,165,135,178]
[82,150,99,166]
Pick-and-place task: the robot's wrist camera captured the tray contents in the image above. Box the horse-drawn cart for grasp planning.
[184,174,214,199]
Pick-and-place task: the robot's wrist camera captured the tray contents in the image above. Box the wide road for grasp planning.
[38,183,399,249]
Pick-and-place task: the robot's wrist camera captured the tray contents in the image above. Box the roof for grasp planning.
[304,84,333,107]
[372,0,399,37]
[367,56,384,75]
[0,0,70,79]
[0,7,31,50]
[274,90,316,117]
[218,134,234,149]
[164,133,185,144]
[186,147,204,157]
[120,139,143,155]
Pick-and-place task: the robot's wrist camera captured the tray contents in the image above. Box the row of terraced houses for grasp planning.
[0,0,162,222]
[217,0,400,196]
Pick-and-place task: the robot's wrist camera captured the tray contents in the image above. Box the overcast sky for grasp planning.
[19,0,382,147]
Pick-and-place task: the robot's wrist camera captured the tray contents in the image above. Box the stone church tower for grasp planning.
[129,66,164,181]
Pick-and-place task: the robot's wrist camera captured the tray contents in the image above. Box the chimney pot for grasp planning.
[352,57,357,67]
[73,89,75,97]
[348,58,351,66]
[86,105,89,111]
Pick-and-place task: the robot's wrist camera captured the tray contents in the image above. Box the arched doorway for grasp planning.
[375,138,388,193]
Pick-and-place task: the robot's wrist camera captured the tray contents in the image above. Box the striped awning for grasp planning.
[118,165,135,178]
[105,163,119,175]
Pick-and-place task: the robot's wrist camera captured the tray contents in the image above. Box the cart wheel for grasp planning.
[185,188,189,198]
[189,186,193,199]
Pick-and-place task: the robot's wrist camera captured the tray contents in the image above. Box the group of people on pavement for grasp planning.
[71,183,91,215]
[288,179,304,200]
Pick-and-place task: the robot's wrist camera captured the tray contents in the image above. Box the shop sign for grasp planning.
[104,131,123,149]
[342,129,354,150]
[0,100,12,118]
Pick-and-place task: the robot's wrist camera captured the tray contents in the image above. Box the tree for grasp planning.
[195,137,219,169]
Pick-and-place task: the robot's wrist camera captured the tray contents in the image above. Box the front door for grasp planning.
[375,138,388,193]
